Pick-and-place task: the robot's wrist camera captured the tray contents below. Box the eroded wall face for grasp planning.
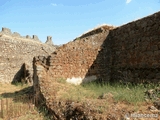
[46,11,160,84]
[109,12,160,83]
[48,31,110,84]
[0,36,56,83]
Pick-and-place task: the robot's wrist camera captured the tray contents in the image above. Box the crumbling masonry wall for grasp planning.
[48,26,114,84]
[109,11,160,83]
[34,11,160,85]
[32,11,160,119]
[0,28,56,83]
[87,11,160,83]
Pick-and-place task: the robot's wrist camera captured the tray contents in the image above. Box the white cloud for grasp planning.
[126,0,132,4]
[51,3,57,6]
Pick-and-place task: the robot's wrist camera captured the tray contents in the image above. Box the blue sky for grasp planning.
[0,0,160,45]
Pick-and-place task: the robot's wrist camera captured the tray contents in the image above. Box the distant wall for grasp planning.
[0,28,56,83]
[0,27,42,42]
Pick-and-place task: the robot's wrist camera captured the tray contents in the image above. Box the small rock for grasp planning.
[149,105,160,113]
[98,92,113,99]
[153,100,160,110]
[149,106,157,110]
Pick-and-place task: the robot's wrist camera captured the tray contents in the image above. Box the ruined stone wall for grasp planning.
[0,28,56,83]
[47,29,112,84]
[32,11,160,119]
[108,11,160,83]
[38,11,160,85]
[86,11,160,84]
[76,25,114,39]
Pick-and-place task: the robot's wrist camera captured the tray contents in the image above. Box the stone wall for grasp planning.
[33,11,160,85]
[86,11,160,84]
[109,11,160,83]
[0,28,56,83]
[76,25,115,39]
[48,28,112,85]
[32,10,160,119]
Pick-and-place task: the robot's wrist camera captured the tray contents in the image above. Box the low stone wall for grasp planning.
[33,56,49,105]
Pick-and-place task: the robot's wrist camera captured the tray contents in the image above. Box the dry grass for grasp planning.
[56,80,147,104]
[0,83,26,94]
[54,79,159,117]
[0,83,45,120]
[0,80,159,119]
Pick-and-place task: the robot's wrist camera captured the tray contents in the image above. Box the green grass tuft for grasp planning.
[80,81,158,104]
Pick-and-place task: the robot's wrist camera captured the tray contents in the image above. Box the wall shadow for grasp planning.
[11,64,25,84]
[83,30,114,84]
[0,86,34,104]
[11,63,32,84]
[83,11,160,85]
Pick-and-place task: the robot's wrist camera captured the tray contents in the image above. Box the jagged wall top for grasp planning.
[74,25,115,40]
[0,27,54,45]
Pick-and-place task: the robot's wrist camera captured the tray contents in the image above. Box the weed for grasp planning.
[82,82,147,104]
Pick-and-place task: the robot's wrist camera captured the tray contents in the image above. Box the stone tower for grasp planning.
[45,36,54,46]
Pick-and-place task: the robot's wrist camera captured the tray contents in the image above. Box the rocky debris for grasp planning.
[149,106,158,111]
[144,87,160,100]
[145,87,160,112]
[149,105,160,113]
[153,100,160,110]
